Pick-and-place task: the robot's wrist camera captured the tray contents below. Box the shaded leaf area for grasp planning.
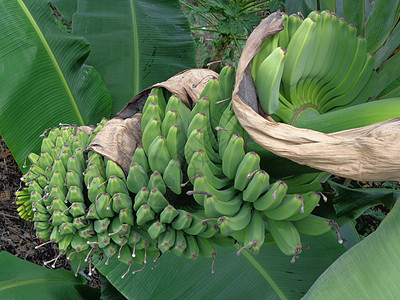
[100,274,126,300]
[95,233,345,300]
[328,181,400,219]
[73,0,196,116]
[0,0,112,170]
[0,252,100,300]
[303,197,400,299]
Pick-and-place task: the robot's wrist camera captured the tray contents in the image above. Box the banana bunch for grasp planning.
[16,65,339,275]
[252,11,400,129]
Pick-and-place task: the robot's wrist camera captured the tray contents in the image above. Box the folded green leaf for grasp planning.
[329,181,400,219]
[0,251,100,300]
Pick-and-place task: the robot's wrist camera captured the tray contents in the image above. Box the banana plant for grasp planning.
[1,0,400,299]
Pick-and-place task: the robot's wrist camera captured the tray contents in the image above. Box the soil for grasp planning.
[0,135,100,289]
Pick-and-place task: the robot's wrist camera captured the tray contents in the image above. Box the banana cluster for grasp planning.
[16,120,106,269]
[16,65,338,276]
[252,11,377,126]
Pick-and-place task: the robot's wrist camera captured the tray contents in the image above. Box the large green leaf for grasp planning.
[72,0,196,116]
[0,251,100,300]
[0,0,112,170]
[51,0,77,23]
[303,197,400,299]
[96,233,345,300]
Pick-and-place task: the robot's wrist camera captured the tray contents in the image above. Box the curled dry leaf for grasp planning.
[232,11,400,181]
[117,68,218,118]
[87,114,142,174]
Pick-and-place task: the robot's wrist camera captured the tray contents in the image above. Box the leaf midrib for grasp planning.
[0,277,77,291]
[242,250,288,300]
[17,0,85,125]
[129,0,140,96]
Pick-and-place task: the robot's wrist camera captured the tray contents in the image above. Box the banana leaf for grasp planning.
[0,251,100,300]
[0,0,112,170]
[72,0,196,116]
[95,233,346,300]
[303,197,400,299]
[51,0,77,23]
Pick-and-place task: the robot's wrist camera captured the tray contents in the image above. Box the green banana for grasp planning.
[147,188,169,213]
[105,159,126,181]
[221,133,245,180]
[190,174,236,205]
[319,36,369,110]
[65,170,83,190]
[171,230,187,256]
[142,117,162,155]
[243,170,270,202]
[239,209,265,255]
[107,175,129,196]
[204,193,242,218]
[187,149,230,190]
[251,29,280,80]
[157,226,176,253]
[112,193,133,213]
[147,171,167,195]
[264,194,304,221]
[141,101,163,133]
[234,152,260,191]
[162,158,183,195]
[147,220,166,240]
[218,203,252,236]
[162,109,184,137]
[147,136,171,174]
[131,145,150,173]
[183,214,207,235]
[171,209,193,230]
[199,77,226,131]
[159,205,179,224]
[184,234,199,260]
[253,180,288,211]
[286,191,321,221]
[293,214,333,236]
[218,65,235,100]
[254,47,287,116]
[267,218,302,260]
[136,204,156,226]
[133,187,149,211]
[126,162,149,194]
[65,186,85,204]
[165,125,186,162]
[281,17,317,108]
